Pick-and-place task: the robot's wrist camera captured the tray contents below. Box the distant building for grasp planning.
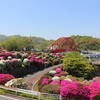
[48,37,77,53]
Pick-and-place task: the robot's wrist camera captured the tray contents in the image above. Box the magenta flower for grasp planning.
[42,78,49,85]
[0,74,15,85]
[89,82,100,100]
[54,74,60,77]
[50,80,60,85]
[61,80,71,87]
[56,68,62,73]
[60,82,78,98]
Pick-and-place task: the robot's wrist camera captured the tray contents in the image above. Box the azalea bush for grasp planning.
[0,51,16,59]
[5,78,29,89]
[41,84,61,94]
[38,74,52,91]
[42,78,49,85]
[60,82,90,100]
[0,60,6,72]
[89,82,100,100]
[50,80,60,86]
[0,74,15,85]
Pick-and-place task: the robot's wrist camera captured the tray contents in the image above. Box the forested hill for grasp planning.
[0,34,100,51]
[0,34,54,51]
[71,35,100,51]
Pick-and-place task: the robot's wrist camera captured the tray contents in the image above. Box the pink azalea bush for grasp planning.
[89,82,100,100]
[60,82,90,100]
[77,83,90,100]
[0,52,16,59]
[60,82,78,99]
[56,68,62,73]
[61,80,71,86]
[60,81,100,100]
[42,78,49,85]
[54,73,60,77]
[50,80,60,86]
[0,74,15,85]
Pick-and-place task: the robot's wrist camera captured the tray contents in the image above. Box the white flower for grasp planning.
[52,76,60,80]
[8,56,12,60]
[23,58,30,66]
[64,78,72,82]
[49,70,56,75]
[5,79,15,87]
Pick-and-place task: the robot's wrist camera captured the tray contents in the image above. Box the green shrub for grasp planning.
[41,84,60,94]
[94,94,100,100]
[63,52,95,79]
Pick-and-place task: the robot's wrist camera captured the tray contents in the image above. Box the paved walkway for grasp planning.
[24,64,62,90]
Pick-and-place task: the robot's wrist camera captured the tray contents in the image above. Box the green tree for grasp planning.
[71,35,100,51]
[1,37,34,51]
[63,52,95,79]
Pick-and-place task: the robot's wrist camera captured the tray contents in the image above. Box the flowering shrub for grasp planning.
[54,74,60,77]
[17,59,22,66]
[42,78,49,85]
[49,70,56,75]
[77,83,90,100]
[0,74,15,85]
[64,78,72,82]
[60,81,100,100]
[61,80,71,87]
[5,60,12,69]
[50,80,60,86]
[0,56,5,60]
[60,81,90,100]
[0,60,6,72]
[52,76,60,81]
[7,56,12,60]
[56,68,62,73]
[60,82,78,99]
[93,76,100,82]
[11,58,18,67]
[5,78,28,89]
[23,58,30,66]
[0,52,16,59]
[22,53,28,59]
[60,76,66,81]
[59,71,68,76]
[41,84,61,94]
[89,82,100,100]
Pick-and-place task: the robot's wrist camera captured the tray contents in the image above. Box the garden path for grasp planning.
[24,64,62,90]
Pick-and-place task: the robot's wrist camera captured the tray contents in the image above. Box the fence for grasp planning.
[39,92,61,100]
[0,85,62,100]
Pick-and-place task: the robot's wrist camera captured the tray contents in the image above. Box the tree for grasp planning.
[63,52,95,79]
[1,37,34,51]
[71,35,100,51]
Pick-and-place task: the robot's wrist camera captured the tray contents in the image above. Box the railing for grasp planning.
[39,92,61,100]
[0,85,62,100]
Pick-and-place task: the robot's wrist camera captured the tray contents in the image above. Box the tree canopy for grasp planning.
[71,35,100,51]
[63,52,95,79]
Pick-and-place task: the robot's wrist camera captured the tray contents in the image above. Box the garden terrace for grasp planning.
[0,51,64,78]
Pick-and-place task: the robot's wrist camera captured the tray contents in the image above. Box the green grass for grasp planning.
[0,88,38,99]
[0,89,5,95]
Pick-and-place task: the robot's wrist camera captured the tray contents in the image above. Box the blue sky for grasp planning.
[0,0,100,40]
